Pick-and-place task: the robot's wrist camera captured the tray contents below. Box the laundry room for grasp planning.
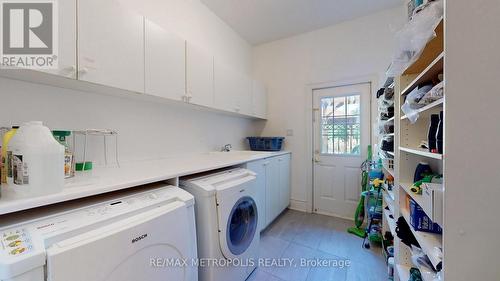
[0,0,498,281]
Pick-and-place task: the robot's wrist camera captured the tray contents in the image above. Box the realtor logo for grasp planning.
[1,0,58,69]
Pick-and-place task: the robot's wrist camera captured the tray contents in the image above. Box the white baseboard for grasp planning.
[288,199,310,213]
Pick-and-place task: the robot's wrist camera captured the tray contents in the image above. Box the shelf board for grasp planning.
[403,18,443,75]
[386,151,395,157]
[382,164,395,177]
[401,52,444,96]
[401,99,444,120]
[384,208,397,236]
[399,147,442,160]
[383,190,395,214]
[401,208,442,269]
[396,264,411,281]
[400,182,426,210]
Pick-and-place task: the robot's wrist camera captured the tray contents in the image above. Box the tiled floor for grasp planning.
[248,209,388,281]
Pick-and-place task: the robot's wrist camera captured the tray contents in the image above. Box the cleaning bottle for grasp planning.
[8,121,65,197]
[52,130,75,178]
[1,126,19,184]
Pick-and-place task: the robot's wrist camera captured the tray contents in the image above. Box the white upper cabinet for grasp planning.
[144,20,186,101]
[77,0,144,93]
[238,74,253,116]
[186,43,214,107]
[214,61,252,115]
[39,0,77,79]
[252,80,268,119]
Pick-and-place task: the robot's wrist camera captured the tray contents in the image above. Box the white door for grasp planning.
[144,19,186,101]
[77,0,144,93]
[312,83,371,218]
[186,43,214,107]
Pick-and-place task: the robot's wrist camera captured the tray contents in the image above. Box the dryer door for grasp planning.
[218,195,258,258]
[45,202,198,281]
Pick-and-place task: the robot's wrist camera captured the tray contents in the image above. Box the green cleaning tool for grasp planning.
[347,145,372,238]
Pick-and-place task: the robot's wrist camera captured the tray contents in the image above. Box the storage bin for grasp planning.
[247,137,284,151]
[409,198,442,234]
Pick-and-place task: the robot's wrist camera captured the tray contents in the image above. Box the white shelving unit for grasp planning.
[393,18,444,281]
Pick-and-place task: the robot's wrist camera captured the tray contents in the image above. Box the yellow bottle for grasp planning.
[1,126,19,183]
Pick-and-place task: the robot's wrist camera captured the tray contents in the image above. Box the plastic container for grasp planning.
[52,130,75,178]
[1,126,18,184]
[247,137,284,151]
[8,121,65,197]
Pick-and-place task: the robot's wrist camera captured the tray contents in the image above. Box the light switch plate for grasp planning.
[286,129,294,136]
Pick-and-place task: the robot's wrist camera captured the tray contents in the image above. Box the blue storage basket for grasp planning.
[247,137,284,151]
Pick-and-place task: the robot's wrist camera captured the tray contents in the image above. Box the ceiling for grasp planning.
[200,0,403,45]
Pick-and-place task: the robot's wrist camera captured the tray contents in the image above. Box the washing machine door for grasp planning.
[218,195,258,258]
[45,202,198,281]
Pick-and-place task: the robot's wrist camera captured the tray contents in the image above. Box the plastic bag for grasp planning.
[387,0,444,76]
[419,81,444,105]
[401,84,433,123]
[411,245,438,281]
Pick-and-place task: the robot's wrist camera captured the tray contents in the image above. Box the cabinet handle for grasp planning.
[78,67,89,76]
[63,65,76,72]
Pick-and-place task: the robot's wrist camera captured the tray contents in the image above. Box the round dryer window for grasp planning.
[226,196,258,255]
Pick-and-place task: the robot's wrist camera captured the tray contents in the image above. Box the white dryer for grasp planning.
[180,168,259,281]
[0,185,198,281]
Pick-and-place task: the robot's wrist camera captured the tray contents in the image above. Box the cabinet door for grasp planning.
[214,61,238,112]
[278,154,291,211]
[78,0,144,93]
[266,157,281,223]
[186,43,214,107]
[214,61,253,115]
[40,0,77,79]
[246,160,267,232]
[252,80,268,119]
[238,75,253,116]
[144,20,185,101]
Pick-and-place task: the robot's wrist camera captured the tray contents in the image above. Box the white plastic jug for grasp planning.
[8,121,65,197]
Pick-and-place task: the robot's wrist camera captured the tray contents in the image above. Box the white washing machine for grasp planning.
[180,168,259,281]
[0,185,198,281]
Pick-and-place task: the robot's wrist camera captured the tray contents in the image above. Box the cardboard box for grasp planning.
[409,198,442,234]
[421,183,444,226]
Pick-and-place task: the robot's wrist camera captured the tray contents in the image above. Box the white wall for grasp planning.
[117,0,252,74]
[252,6,406,211]
[0,0,257,165]
[445,0,500,280]
[0,77,258,164]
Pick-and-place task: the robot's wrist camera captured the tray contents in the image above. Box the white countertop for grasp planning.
[0,150,290,215]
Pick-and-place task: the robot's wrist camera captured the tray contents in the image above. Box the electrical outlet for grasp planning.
[286,129,294,136]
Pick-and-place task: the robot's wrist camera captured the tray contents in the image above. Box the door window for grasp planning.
[320,95,361,155]
[226,196,257,255]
